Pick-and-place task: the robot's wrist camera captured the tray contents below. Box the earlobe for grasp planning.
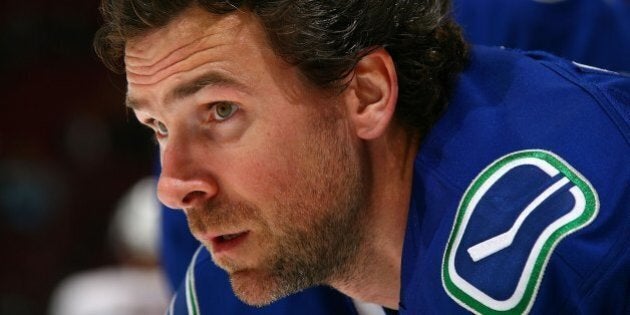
[346,47,398,140]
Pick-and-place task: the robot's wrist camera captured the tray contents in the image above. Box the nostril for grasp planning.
[157,175,219,210]
[182,191,208,206]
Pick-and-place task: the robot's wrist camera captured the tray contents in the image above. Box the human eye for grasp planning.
[155,120,169,138]
[211,102,239,121]
[142,118,168,140]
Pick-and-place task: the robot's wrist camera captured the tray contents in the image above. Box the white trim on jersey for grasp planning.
[352,298,388,315]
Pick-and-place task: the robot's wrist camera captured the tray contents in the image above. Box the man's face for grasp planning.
[125,7,370,305]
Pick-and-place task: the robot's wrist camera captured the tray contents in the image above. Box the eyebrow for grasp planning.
[168,71,246,103]
[126,71,247,110]
[125,97,141,110]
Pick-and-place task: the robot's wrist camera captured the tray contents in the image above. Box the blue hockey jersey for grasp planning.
[401,46,629,314]
[452,0,630,72]
[167,46,629,314]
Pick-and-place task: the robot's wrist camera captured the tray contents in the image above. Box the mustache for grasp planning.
[186,196,260,235]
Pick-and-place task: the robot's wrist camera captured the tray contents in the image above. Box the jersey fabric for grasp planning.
[452,0,630,73]
[167,46,629,314]
[400,46,629,314]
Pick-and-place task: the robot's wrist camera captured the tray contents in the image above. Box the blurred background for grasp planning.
[0,1,158,314]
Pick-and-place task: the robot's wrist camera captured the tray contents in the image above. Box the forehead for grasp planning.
[124,6,270,86]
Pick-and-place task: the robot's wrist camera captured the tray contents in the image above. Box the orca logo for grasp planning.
[442,150,598,314]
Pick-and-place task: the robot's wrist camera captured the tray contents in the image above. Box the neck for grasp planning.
[330,126,419,309]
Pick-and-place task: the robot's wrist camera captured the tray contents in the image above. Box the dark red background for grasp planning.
[0,1,155,314]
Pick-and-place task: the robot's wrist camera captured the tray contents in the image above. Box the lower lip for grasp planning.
[211,232,249,254]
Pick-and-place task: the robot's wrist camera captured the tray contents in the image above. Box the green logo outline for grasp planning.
[441,150,599,314]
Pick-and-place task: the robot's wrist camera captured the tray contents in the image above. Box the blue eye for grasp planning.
[213,102,239,121]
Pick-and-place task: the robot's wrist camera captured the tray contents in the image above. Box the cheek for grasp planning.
[225,143,299,201]
[219,112,337,227]
[228,145,322,232]
[228,120,310,198]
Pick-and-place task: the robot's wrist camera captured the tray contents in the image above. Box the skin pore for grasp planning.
[125,6,418,309]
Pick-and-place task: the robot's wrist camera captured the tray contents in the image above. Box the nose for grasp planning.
[156,139,218,210]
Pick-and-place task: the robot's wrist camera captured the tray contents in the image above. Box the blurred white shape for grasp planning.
[49,267,169,315]
[108,176,161,262]
[49,176,169,315]
[352,298,387,315]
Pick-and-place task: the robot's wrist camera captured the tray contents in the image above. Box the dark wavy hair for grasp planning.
[94,0,468,136]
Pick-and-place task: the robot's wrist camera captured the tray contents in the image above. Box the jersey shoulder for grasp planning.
[401,46,630,314]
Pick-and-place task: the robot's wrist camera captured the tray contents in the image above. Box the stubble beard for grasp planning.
[187,115,371,306]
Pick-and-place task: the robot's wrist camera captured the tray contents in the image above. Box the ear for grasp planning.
[344,47,398,140]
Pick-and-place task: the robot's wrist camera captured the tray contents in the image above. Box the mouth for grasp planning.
[211,231,249,253]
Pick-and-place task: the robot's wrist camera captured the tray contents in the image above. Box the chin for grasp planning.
[228,269,288,307]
